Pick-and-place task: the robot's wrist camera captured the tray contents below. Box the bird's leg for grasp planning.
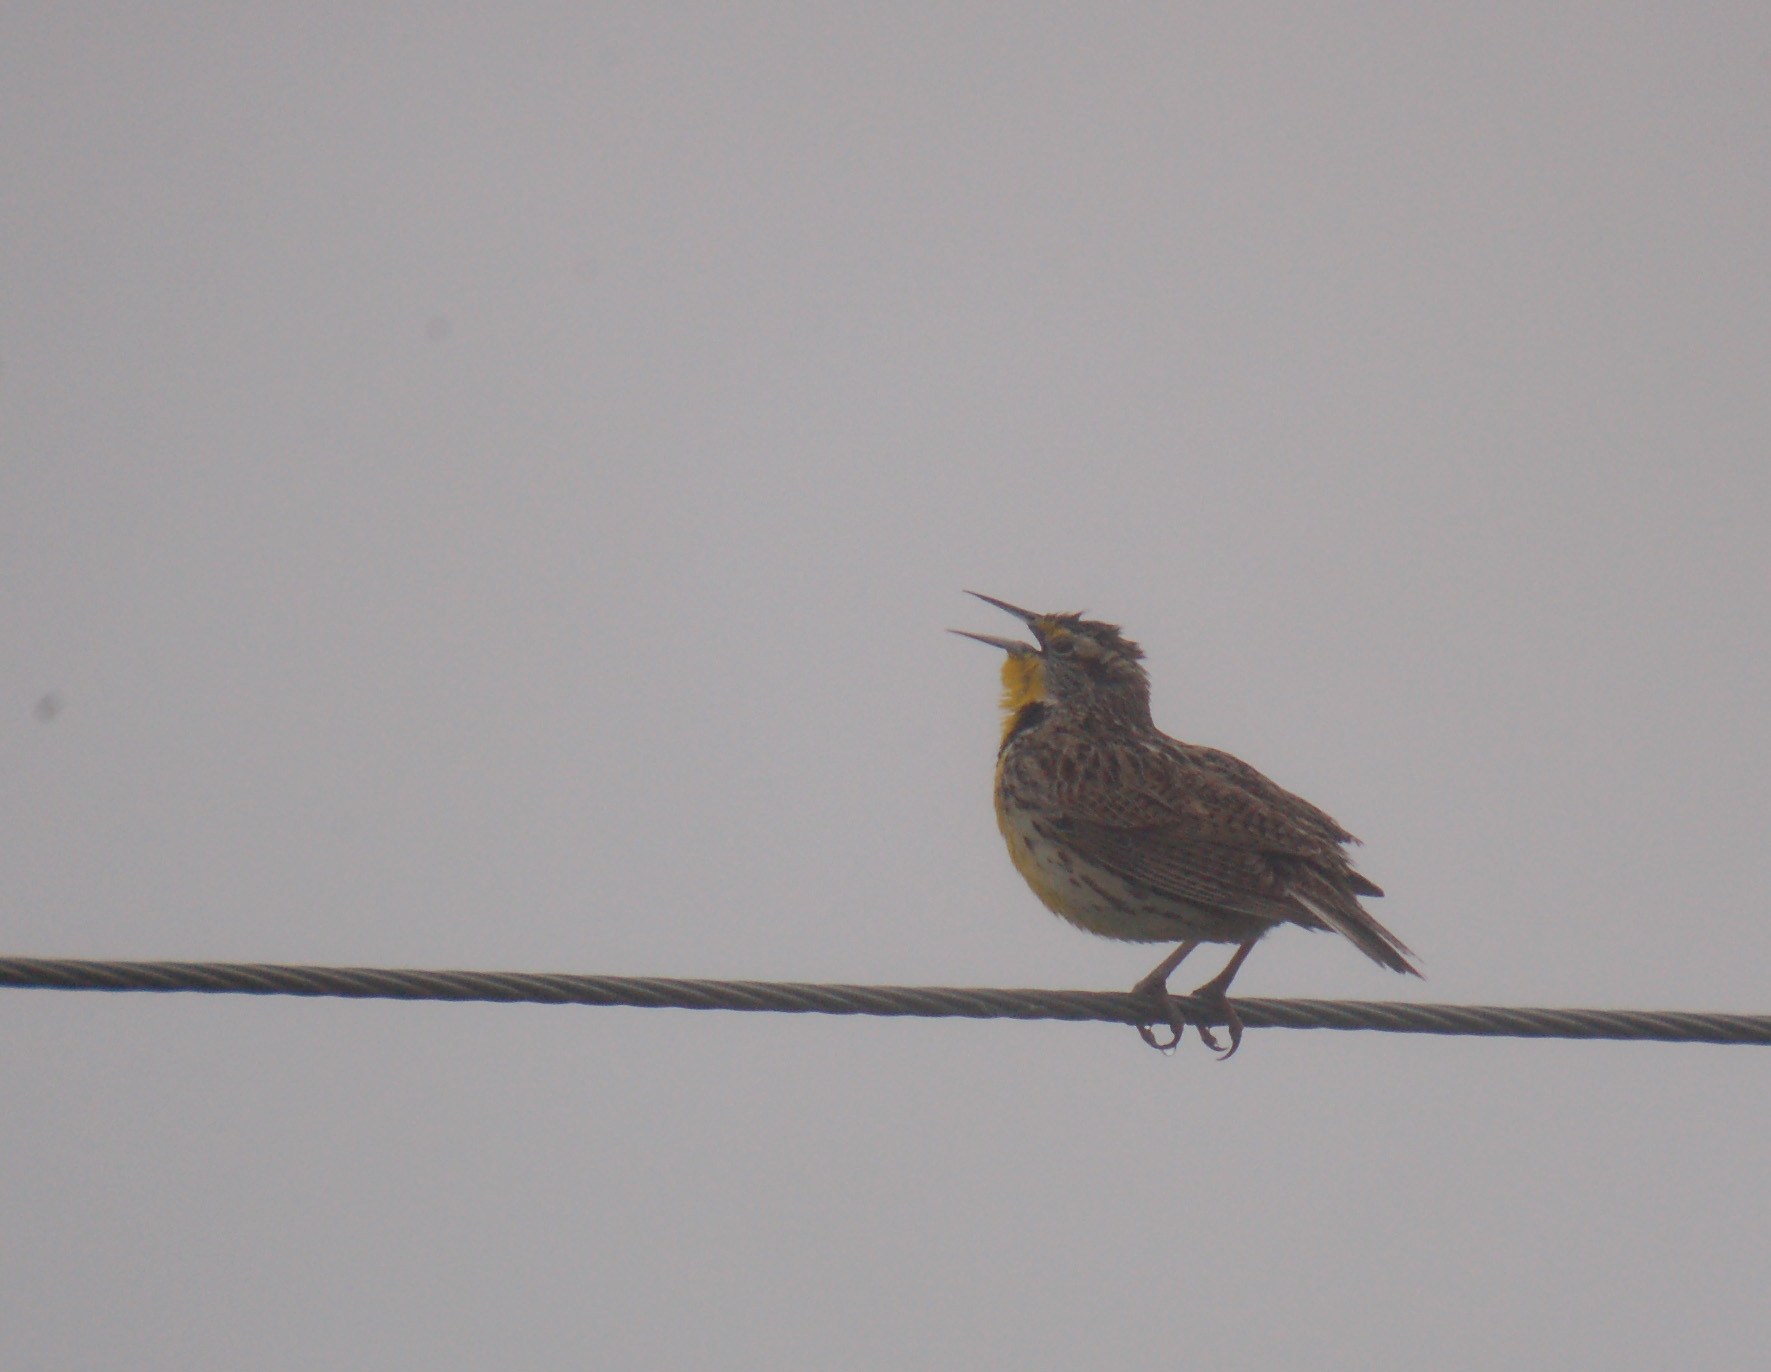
[1189,939,1258,1059]
[1132,940,1200,1050]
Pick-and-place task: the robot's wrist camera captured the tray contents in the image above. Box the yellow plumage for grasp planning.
[989,652,1076,915]
[994,652,1045,739]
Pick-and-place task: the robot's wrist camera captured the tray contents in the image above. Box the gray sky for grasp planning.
[5,4,1770,1367]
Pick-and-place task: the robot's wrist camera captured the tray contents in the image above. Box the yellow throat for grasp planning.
[990,651,1073,915]
[995,651,1046,748]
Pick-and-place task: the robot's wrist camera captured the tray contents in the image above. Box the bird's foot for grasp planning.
[1131,972,1187,1052]
[1187,984,1245,1060]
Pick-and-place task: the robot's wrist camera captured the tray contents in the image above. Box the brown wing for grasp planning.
[1164,742,1385,897]
[1184,745,1357,845]
[1017,728,1356,862]
[1043,820,1308,923]
[1007,725,1416,973]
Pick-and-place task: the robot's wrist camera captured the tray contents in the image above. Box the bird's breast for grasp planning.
[993,757,1213,943]
[993,772,1073,917]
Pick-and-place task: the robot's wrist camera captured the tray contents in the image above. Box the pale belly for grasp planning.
[996,797,1251,945]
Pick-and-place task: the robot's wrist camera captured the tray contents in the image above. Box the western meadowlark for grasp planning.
[954,592,1419,1055]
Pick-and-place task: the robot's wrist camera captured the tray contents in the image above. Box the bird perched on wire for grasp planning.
[953,592,1419,1056]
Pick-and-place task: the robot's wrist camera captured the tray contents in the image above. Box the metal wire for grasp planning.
[3,956,1768,1044]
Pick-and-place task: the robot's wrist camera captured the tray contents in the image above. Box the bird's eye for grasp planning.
[1049,637,1074,656]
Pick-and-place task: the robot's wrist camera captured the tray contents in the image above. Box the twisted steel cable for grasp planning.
[3,956,1769,1044]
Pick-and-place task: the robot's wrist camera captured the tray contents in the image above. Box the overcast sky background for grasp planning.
[5,4,1770,1368]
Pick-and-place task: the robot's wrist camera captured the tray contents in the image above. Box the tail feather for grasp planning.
[1290,884,1421,977]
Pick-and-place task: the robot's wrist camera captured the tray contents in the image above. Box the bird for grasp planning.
[953,592,1419,1055]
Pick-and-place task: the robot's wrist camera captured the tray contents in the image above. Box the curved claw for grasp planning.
[1133,985,1188,1052]
[1190,989,1245,1060]
[1219,1005,1245,1060]
[1137,1021,1183,1052]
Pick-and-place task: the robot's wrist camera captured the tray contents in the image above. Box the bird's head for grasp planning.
[951,592,1151,724]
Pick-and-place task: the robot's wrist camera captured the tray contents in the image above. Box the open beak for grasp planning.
[948,628,1035,654]
[963,590,1039,624]
[950,592,1042,654]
